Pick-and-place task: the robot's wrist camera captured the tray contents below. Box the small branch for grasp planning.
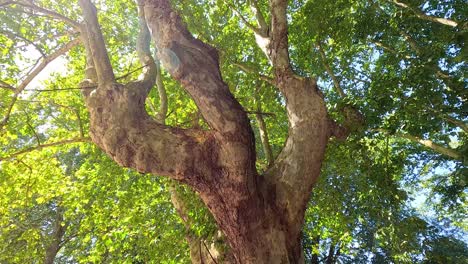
[249,0,269,36]
[0,38,80,130]
[24,110,41,145]
[376,129,463,160]
[14,1,81,29]
[245,110,275,117]
[371,36,462,93]
[233,62,275,86]
[0,29,46,57]
[136,0,156,86]
[389,0,459,28]
[0,137,91,161]
[443,116,468,134]
[155,59,168,124]
[0,80,15,91]
[222,0,262,35]
[19,39,79,92]
[423,106,468,133]
[255,107,274,166]
[316,41,346,98]
[49,100,86,137]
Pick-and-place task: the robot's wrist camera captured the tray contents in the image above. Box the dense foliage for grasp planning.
[0,0,466,263]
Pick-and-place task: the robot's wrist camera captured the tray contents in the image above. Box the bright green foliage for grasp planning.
[0,0,466,263]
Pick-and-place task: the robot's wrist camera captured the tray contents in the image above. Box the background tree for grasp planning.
[0,0,466,263]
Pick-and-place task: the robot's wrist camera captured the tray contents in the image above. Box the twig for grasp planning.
[0,137,91,161]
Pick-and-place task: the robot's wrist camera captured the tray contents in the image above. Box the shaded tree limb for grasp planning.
[316,41,346,98]
[443,116,468,134]
[254,86,274,166]
[136,0,167,124]
[154,59,168,124]
[268,0,290,71]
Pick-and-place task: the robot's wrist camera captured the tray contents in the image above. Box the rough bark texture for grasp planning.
[79,0,338,262]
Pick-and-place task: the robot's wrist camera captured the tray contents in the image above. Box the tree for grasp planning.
[0,0,466,263]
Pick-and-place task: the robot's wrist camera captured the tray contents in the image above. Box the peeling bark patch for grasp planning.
[160,47,180,71]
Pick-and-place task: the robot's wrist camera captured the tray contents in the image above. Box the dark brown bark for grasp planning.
[44,208,66,264]
[170,185,235,264]
[325,243,336,264]
[310,236,320,264]
[78,0,337,262]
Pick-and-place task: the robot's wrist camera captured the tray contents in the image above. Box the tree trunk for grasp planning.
[44,208,66,264]
[78,0,344,263]
[311,236,320,264]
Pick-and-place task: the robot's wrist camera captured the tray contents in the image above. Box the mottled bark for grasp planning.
[79,0,338,262]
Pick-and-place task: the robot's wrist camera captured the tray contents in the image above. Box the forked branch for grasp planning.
[143,0,253,138]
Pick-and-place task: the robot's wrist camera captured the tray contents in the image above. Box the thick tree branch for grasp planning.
[389,0,459,28]
[0,38,79,130]
[242,0,332,230]
[143,0,253,138]
[79,0,115,85]
[269,0,290,71]
[0,137,91,161]
[78,0,220,191]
